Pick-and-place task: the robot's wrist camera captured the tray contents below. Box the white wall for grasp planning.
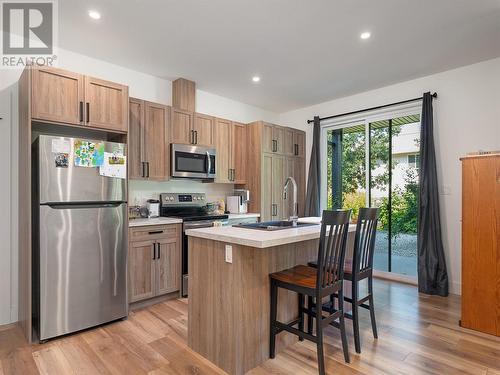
[279,57,500,295]
[0,48,279,325]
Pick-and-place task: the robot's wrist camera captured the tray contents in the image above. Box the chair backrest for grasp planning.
[316,209,351,293]
[352,207,380,274]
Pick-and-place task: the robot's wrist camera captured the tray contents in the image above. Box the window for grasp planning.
[321,110,421,277]
[407,154,420,169]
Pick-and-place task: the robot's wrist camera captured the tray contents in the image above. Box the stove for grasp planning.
[160,193,228,296]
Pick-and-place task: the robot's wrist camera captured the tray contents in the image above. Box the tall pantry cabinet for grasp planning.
[246,121,306,222]
[460,154,500,337]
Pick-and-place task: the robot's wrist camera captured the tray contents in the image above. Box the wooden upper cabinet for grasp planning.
[262,123,274,153]
[293,131,305,157]
[230,122,247,184]
[294,157,306,217]
[172,78,195,112]
[84,76,128,132]
[31,67,84,125]
[214,118,232,183]
[193,113,214,146]
[128,240,155,303]
[171,108,193,144]
[129,98,145,180]
[156,236,181,295]
[271,154,285,220]
[144,102,169,180]
[261,154,273,222]
[129,98,169,181]
[283,128,295,156]
[272,126,284,154]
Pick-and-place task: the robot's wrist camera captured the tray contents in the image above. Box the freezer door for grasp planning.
[38,202,128,340]
[37,135,127,203]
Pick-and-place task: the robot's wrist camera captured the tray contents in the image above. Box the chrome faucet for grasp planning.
[283,176,298,226]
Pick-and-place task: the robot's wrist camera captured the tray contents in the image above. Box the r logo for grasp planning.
[2,2,53,55]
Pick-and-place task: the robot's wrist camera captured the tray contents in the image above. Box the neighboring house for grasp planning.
[370,122,420,200]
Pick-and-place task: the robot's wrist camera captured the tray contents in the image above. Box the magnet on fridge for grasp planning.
[54,153,69,168]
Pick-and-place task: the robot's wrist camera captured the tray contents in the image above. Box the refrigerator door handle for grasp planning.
[46,202,125,209]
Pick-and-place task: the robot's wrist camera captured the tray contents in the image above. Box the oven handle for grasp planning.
[184,222,216,230]
[206,151,211,176]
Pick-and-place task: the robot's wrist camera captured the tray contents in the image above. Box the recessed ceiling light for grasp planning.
[252,76,261,83]
[360,32,371,40]
[88,10,101,20]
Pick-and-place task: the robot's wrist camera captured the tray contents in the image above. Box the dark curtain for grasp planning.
[418,92,449,296]
[304,116,321,216]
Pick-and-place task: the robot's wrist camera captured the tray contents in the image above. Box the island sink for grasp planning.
[234,220,319,231]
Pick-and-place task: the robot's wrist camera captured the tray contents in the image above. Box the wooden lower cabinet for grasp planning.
[156,237,181,295]
[128,224,181,303]
[128,240,156,302]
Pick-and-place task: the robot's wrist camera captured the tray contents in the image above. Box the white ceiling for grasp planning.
[59,0,500,112]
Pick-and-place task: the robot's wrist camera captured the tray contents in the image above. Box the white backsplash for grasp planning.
[129,180,235,206]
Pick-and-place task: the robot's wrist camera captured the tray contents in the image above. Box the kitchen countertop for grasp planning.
[227,213,260,220]
[129,217,183,227]
[186,217,356,248]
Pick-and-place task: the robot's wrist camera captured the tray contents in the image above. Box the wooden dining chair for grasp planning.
[343,207,380,353]
[308,207,380,353]
[269,210,352,375]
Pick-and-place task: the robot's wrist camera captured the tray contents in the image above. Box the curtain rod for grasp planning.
[306,92,437,124]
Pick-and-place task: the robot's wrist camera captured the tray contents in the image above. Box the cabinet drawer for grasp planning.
[129,224,179,242]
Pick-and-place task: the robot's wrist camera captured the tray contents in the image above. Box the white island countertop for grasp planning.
[186,217,356,248]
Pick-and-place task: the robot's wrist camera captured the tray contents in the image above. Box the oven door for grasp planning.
[182,220,219,297]
[171,144,216,179]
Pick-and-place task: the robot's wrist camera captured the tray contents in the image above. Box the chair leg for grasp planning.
[338,289,350,363]
[352,280,361,353]
[316,299,325,375]
[307,295,314,335]
[270,280,278,359]
[298,293,304,341]
[368,276,378,339]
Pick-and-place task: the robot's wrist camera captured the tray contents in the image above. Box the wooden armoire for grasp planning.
[460,154,500,336]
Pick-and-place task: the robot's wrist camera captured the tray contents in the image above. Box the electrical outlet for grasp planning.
[225,245,233,263]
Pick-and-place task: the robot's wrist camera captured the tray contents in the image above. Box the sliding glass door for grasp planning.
[323,112,420,277]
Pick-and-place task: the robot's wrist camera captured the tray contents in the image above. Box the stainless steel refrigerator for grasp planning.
[32,135,128,341]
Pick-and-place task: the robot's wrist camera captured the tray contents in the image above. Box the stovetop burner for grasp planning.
[159,192,227,222]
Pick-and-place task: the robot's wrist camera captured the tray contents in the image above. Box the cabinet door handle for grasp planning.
[153,243,157,260]
[157,243,161,259]
[79,101,83,123]
[232,169,235,181]
[146,162,150,178]
[228,169,231,181]
[86,103,90,123]
[190,130,194,144]
[194,131,198,145]
[148,230,163,235]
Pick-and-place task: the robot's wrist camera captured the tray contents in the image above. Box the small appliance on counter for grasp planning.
[227,189,250,214]
[146,199,160,218]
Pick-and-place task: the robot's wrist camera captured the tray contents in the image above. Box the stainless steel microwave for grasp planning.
[171,144,216,179]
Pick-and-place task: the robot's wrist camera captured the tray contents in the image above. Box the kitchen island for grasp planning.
[186,219,356,375]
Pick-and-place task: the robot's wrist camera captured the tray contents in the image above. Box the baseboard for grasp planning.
[129,291,181,312]
[0,321,18,332]
[373,270,418,286]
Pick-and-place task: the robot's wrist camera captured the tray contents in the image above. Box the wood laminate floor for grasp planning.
[1,279,499,375]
